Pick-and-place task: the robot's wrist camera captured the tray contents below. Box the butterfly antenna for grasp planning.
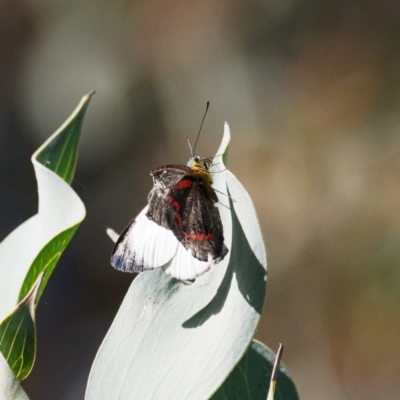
[185,136,194,157]
[193,101,210,155]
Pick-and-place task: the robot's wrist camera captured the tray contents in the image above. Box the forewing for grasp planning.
[160,183,228,280]
[111,206,178,273]
[144,165,228,280]
[148,173,227,261]
[149,164,190,199]
[146,167,188,230]
[178,181,227,262]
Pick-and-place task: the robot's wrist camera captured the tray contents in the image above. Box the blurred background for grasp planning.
[1,0,400,398]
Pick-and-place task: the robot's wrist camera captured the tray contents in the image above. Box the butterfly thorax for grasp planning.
[186,156,213,186]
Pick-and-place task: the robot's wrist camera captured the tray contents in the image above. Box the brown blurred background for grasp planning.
[1,0,400,399]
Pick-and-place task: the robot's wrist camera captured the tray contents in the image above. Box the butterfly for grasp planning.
[111,103,228,281]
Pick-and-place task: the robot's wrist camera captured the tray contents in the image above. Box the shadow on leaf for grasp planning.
[183,196,266,329]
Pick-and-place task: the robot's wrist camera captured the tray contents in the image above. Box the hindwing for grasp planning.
[111,207,178,273]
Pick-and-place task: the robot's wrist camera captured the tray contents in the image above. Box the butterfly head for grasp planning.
[187,155,202,168]
[187,155,213,185]
[187,155,213,169]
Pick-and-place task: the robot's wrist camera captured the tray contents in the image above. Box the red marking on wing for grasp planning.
[174,179,193,190]
[167,196,180,211]
[166,195,214,241]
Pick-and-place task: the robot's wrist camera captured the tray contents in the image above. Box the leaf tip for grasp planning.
[223,122,231,142]
[215,122,231,168]
[86,90,96,99]
[19,272,45,308]
[106,227,120,243]
[271,343,284,381]
[267,343,284,400]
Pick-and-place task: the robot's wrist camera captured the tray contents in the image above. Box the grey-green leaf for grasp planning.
[211,340,300,400]
[0,93,91,322]
[0,353,29,400]
[86,123,267,400]
[0,274,44,381]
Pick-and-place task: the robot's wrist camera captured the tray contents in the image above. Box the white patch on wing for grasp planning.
[162,244,214,281]
[112,207,178,272]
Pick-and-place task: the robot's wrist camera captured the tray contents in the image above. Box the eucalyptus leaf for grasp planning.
[0,93,92,322]
[86,123,267,400]
[0,353,29,400]
[0,274,44,381]
[212,340,299,400]
[35,90,93,185]
[106,228,119,244]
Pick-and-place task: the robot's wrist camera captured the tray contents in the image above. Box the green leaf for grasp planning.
[0,274,44,381]
[18,225,79,304]
[212,340,300,400]
[34,91,94,184]
[0,93,91,323]
[86,123,267,400]
[0,352,29,400]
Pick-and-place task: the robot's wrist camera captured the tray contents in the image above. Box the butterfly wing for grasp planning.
[112,165,228,281]
[111,206,179,273]
[147,166,228,279]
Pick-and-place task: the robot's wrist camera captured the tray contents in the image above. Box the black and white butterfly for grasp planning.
[111,104,228,281]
